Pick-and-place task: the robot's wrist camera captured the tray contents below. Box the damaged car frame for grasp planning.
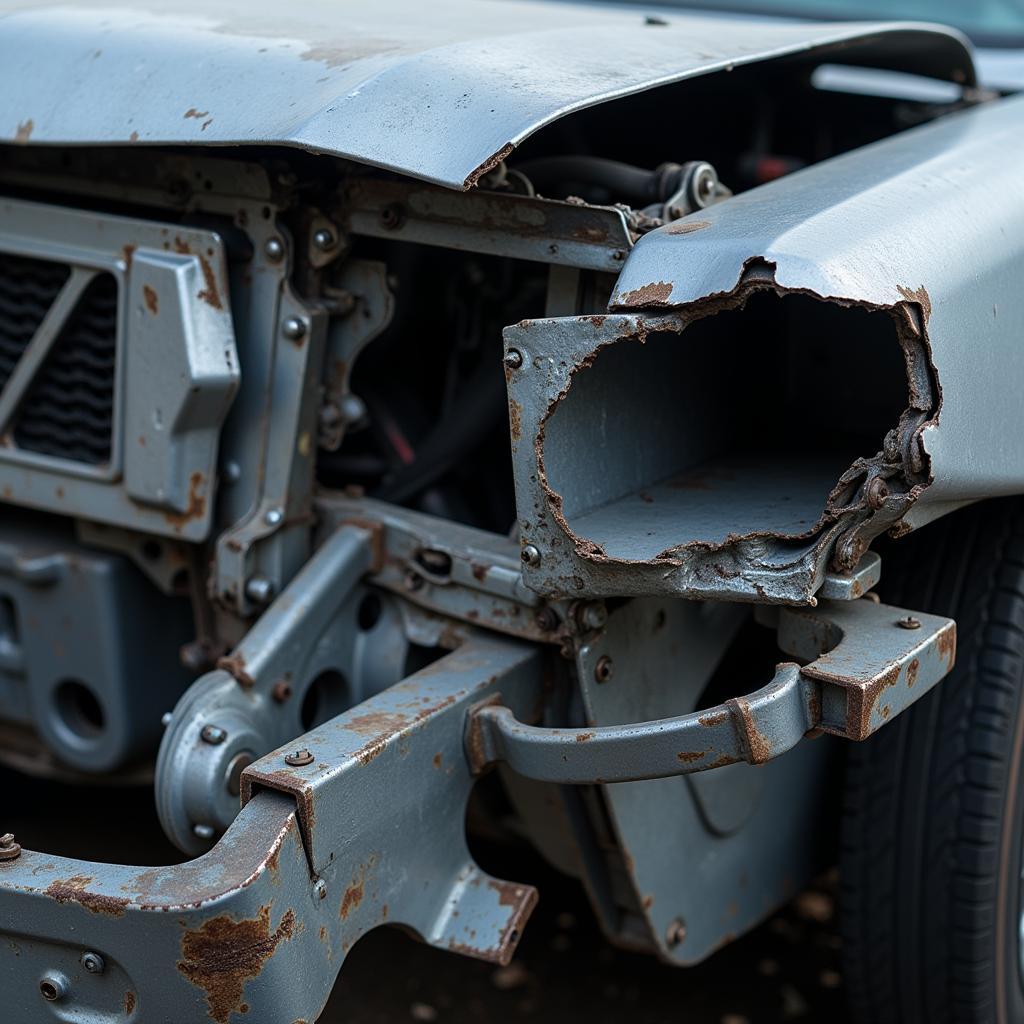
[1,1,1023,1021]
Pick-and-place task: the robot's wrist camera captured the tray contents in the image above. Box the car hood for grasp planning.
[0,0,974,189]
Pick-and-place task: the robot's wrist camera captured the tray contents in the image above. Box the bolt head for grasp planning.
[282,316,307,341]
[0,832,18,860]
[285,749,315,767]
[264,508,283,527]
[264,237,285,262]
[504,348,524,370]
[866,476,890,510]
[898,616,922,630]
[579,602,608,630]
[200,724,227,745]
[313,227,337,251]
[521,544,541,568]
[81,952,105,975]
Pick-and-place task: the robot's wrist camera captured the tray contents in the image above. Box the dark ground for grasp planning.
[5,766,848,1024]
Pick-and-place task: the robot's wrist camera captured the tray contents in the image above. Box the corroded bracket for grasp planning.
[467,597,955,783]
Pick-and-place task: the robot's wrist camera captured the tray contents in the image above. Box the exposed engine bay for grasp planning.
[2,10,1021,1017]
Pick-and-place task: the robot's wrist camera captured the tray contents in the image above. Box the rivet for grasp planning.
[200,725,227,745]
[245,575,275,605]
[504,348,524,370]
[282,317,307,341]
[521,544,541,568]
[264,508,283,527]
[666,917,687,947]
[313,227,337,251]
[81,952,105,975]
[897,616,921,630]
[264,237,285,262]
[285,749,315,767]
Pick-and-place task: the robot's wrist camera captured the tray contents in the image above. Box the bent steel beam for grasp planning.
[467,598,955,784]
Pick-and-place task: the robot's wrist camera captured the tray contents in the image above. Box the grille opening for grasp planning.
[12,271,118,465]
[543,291,907,560]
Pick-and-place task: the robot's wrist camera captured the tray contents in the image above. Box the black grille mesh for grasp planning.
[0,253,70,393]
[0,258,118,466]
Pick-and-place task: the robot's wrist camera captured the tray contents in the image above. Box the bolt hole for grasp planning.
[54,680,105,738]
[141,539,162,562]
[300,670,349,731]
[357,593,382,632]
[39,980,59,1001]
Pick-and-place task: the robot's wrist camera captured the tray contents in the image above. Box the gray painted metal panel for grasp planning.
[0,1,973,188]
[609,93,1024,522]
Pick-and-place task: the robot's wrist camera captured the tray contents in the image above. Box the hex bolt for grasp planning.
[579,602,608,631]
[521,544,542,568]
[0,832,21,861]
[594,655,615,684]
[245,575,275,605]
[313,227,337,251]
[866,476,890,510]
[285,749,315,767]
[81,952,105,975]
[39,975,68,1002]
[282,317,307,342]
[263,237,285,262]
[193,823,216,840]
[314,879,328,901]
[504,348,524,370]
[898,616,922,630]
[200,725,227,745]
[264,507,283,527]
[665,917,687,947]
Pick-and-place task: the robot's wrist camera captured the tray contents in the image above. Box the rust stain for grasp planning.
[728,698,771,764]
[14,119,33,143]
[124,991,136,1016]
[574,731,595,743]
[508,399,523,442]
[618,280,673,307]
[44,875,128,917]
[897,284,932,324]
[178,905,295,1024]
[697,709,729,728]
[163,471,207,531]
[936,623,957,672]
[676,750,707,764]
[143,285,159,315]
[173,237,224,309]
[906,658,920,688]
[664,219,711,235]
[217,650,255,689]
[340,863,369,921]
[464,142,515,189]
[129,130,139,143]
[183,108,210,120]
[432,752,443,769]
[122,244,137,270]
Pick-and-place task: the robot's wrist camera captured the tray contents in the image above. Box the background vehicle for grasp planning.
[0,2,1021,1021]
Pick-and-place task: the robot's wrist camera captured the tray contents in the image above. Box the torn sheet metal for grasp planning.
[0,1,973,188]
[610,93,1024,529]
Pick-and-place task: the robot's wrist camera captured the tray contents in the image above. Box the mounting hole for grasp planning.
[300,670,349,731]
[54,680,105,738]
[141,539,162,561]
[357,593,382,632]
[39,976,66,1002]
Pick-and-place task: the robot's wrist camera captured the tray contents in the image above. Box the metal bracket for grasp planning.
[466,597,955,783]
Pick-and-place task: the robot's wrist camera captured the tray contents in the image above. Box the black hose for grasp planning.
[512,156,678,205]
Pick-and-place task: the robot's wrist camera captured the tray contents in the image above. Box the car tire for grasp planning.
[841,498,1024,1024]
